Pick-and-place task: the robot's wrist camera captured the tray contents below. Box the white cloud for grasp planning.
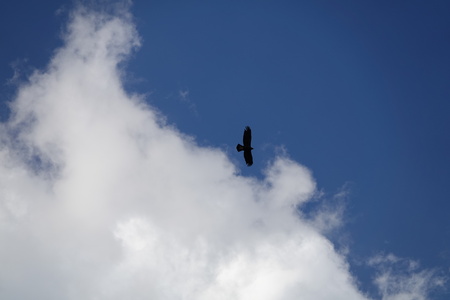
[0,3,442,300]
[368,253,446,300]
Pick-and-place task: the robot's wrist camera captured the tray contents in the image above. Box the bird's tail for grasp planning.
[236,144,244,152]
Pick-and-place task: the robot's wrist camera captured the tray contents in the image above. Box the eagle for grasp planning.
[236,126,253,166]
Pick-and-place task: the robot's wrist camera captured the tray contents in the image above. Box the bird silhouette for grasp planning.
[236,126,253,166]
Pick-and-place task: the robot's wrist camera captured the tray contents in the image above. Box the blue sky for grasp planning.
[0,1,449,299]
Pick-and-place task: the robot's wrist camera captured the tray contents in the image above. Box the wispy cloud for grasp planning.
[368,253,446,300]
[179,89,189,101]
[178,88,198,115]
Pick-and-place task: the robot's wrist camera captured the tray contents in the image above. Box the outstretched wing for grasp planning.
[243,126,252,147]
[244,150,253,166]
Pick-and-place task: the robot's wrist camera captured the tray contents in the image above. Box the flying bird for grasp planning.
[236,126,253,166]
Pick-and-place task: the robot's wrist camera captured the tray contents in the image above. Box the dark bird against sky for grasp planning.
[236,126,253,166]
